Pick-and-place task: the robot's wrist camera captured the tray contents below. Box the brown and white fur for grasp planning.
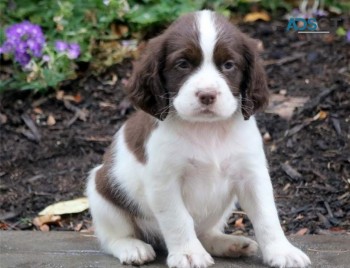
[87,10,311,268]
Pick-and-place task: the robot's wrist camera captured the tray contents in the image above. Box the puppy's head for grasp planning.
[127,10,269,122]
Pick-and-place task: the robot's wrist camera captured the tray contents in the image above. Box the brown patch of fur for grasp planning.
[95,141,141,216]
[124,111,158,164]
[213,13,269,119]
[126,13,199,120]
[240,38,269,120]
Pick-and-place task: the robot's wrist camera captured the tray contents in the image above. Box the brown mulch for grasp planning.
[0,19,349,235]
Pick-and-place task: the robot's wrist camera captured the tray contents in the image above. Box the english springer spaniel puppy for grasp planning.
[87,10,311,268]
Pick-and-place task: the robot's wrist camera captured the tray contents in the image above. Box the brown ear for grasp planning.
[126,36,168,120]
[240,37,269,120]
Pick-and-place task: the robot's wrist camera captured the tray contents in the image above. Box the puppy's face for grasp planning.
[127,11,269,122]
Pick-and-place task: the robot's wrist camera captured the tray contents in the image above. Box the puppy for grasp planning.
[87,10,311,268]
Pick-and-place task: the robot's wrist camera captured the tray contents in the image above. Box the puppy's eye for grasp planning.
[176,59,191,70]
[222,60,235,71]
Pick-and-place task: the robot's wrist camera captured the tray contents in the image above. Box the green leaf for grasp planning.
[336,26,346,36]
[42,69,66,87]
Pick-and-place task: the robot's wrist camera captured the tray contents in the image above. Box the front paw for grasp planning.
[110,238,156,265]
[262,241,311,268]
[167,242,214,268]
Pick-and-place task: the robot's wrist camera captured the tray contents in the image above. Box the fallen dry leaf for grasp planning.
[111,23,129,38]
[102,74,118,86]
[47,114,56,126]
[0,113,7,124]
[279,89,287,95]
[39,197,89,216]
[266,94,309,120]
[294,228,309,236]
[313,110,328,121]
[0,222,10,230]
[63,94,81,103]
[283,183,291,192]
[73,93,83,103]
[295,214,304,220]
[33,107,43,114]
[263,132,272,142]
[74,222,83,232]
[33,215,61,227]
[77,108,89,122]
[329,226,346,233]
[99,101,117,109]
[234,218,245,229]
[256,40,264,52]
[40,224,50,232]
[56,90,64,100]
[243,11,270,22]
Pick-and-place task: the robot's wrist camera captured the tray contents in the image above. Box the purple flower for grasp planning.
[67,43,80,59]
[42,55,51,62]
[54,40,80,59]
[55,40,68,52]
[15,51,31,66]
[1,21,45,66]
[347,31,350,43]
[313,9,328,17]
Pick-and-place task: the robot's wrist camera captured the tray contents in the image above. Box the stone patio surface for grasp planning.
[0,232,349,268]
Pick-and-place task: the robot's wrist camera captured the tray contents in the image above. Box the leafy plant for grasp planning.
[0,21,81,92]
[323,0,350,13]
[125,0,205,30]
[0,0,128,62]
[0,0,127,92]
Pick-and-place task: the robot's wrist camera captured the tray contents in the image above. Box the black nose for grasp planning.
[197,91,217,105]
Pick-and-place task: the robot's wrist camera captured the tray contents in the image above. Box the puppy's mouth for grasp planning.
[198,108,216,116]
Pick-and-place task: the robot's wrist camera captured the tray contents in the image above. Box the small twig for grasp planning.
[21,114,41,142]
[311,169,327,180]
[25,174,44,183]
[324,201,334,218]
[263,53,305,66]
[64,99,89,127]
[281,162,302,181]
[331,117,342,135]
[300,86,336,114]
[31,93,55,107]
[66,113,80,127]
[78,136,113,142]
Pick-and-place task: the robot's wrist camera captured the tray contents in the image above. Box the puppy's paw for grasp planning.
[262,241,311,268]
[203,234,258,258]
[167,241,214,268]
[110,238,156,265]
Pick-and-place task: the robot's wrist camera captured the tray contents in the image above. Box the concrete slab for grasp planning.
[0,232,349,268]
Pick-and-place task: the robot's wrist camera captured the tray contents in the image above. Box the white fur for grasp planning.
[173,11,238,122]
[87,10,310,268]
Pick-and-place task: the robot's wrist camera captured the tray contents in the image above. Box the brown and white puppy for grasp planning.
[87,10,311,268]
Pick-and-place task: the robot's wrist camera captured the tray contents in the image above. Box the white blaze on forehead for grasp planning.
[197,10,217,62]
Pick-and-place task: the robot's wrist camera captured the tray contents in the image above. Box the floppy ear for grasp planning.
[240,37,269,120]
[126,36,168,120]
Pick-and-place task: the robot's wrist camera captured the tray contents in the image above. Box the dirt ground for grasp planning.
[0,19,349,235]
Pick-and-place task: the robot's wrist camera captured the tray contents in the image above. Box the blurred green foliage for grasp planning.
[0,0,128,62]
[125,0,292,30]
[0,0,348,92]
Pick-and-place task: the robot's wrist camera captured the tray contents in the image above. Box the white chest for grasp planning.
[181,156,237,230]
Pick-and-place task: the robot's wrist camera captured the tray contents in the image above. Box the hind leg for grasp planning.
[199,230,258,258]
[86,167,156,265]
